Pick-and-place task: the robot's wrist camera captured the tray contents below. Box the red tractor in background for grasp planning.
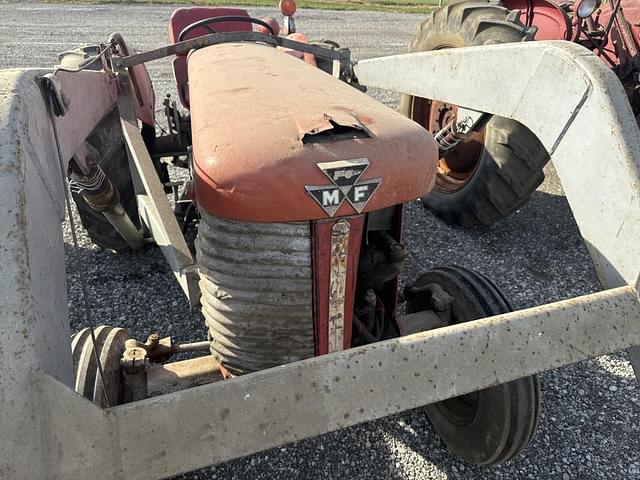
[401,0,640,226]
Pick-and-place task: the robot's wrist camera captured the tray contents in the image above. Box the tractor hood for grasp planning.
[188,42,437,222]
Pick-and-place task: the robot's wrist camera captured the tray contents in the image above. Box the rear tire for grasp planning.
[406,265,541,465]
[71,111,140,251]
[398,0,550,226]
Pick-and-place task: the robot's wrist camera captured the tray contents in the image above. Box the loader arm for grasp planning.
[355,40,640,377]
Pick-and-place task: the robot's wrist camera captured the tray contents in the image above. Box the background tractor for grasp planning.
[401,0,640,225]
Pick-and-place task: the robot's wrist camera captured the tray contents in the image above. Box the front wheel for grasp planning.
[405,265,541,465]
[399,0,550,226]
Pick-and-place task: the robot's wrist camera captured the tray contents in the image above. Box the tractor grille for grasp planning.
[196,210,314,374]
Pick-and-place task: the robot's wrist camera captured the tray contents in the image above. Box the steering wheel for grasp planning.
[178,16,276,42]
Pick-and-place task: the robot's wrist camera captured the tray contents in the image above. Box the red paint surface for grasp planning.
[503,0,572,40]
[257,17,281,36]
[129,62,155,127]
[279,0,297,17]
[312,216,364,355]
[189,43,437,222]
[168,7,252,45]
[596,0,640,68]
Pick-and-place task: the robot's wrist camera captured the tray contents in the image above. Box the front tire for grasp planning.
[71,325,129,407]
[399,0,550,226]
[405,265,541,464]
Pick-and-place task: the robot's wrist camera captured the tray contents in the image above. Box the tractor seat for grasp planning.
[169,7,252,108]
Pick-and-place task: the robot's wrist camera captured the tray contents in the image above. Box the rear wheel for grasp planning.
[398,0,549,226]
[406,265,541,465]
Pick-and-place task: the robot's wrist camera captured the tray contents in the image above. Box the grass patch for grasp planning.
[49,0,443,14]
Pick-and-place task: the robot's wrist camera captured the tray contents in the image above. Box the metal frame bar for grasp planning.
[111,31,349,70]
[116,72,200,306]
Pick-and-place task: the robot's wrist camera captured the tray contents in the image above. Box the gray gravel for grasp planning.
[1,2,639,479]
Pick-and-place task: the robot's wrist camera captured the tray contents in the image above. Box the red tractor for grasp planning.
[52,3,542,466]
[2,1,640,477]
[401,0,640,225]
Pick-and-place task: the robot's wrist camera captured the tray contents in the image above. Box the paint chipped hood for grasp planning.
[188,42,438,222]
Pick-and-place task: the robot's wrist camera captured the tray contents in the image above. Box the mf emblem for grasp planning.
[305,158,382,217]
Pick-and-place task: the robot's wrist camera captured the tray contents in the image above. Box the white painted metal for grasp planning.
[116,74,200,306]
[0,69,98,478]
[46,69,118,172]
[20,286,640,479]
[112,287,640,479]
[355,40,640,377]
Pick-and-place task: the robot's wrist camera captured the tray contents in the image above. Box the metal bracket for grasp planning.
[116,72,200,307]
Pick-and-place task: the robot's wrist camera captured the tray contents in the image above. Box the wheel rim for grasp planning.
[411,96,487,193]
[71,326,129,407]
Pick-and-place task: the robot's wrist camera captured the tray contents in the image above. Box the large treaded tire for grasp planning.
[406,265,541,465]
[398,0,550,226]
[71,111,139,251]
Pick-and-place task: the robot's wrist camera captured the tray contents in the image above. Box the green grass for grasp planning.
[49,0,442,14]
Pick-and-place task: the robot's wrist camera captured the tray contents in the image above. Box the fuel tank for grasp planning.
[188,42,438,222]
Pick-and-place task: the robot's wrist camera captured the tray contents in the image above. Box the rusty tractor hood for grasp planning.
[188,42,437,222]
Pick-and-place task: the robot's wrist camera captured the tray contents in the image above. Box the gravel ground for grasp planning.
[1,2,639,479]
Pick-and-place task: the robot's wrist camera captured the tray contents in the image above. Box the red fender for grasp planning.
[113,38,156,127]
[502,0,572,41]
[129,61,155,127]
